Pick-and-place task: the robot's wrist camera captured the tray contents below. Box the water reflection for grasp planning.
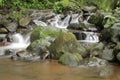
[0,59,119,80]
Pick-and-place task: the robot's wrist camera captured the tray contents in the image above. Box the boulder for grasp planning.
[88,12,104,31]
[30,26,60,42]
[101,28,112,42]
[111,23,120,43]
[27,39,51,55]
[100,48,114,61]
[0,27,8,33]
[5,22,18,32]
[116,52,120,61]
[82,6,97,13]
[59,52,83,66]
[90,42,104,57]
[19,16,31,27]
[48,32,86,59]
[102,23,120,43]
[68,22,97,31]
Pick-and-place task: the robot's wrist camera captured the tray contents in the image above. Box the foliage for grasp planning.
[0,0,120,13]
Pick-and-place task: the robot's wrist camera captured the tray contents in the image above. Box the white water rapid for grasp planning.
[78,32,99,43]
[0,33,30,55]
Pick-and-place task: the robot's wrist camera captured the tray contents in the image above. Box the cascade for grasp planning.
[0,33,30,55]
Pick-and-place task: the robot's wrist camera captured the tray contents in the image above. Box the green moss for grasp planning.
[30,27,43,42]
[27,39,51,53]
[49,32,86,59]
[59,52,83,66]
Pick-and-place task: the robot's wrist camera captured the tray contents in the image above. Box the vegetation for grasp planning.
[0,0,120,13]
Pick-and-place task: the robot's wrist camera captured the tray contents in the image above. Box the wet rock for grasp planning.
[5,32,13,42]
[33,20,47,26]
[67,23,86,30]
[114,43,120,61]
[111,23,120,43]
[101,28,112,42]
[59,52,83,67]
[5,22,18,32]
[88,12,104,31]
[19,16,31,27]
[90,42,104,57]
[27,39,51,56]
[102,23,120,43]
[88,57,108,67]
[30,9,54,20]
[116,52,120,61]
[48,32,86,59]
[70,14,80,24]
[30,27,42,42]
[0,27,8,33]
[30,26,60,42]
[100,48,114,61]
[68,22,97,31]
[99,66,111,77]
[82,6,97,13]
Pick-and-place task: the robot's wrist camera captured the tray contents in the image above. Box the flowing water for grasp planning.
[0,33,30,55]
[0,59,119,80]
[0,13,119,80]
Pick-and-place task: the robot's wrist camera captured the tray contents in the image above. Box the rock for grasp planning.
[27,39,51,56]
[114,42,120,50]
[0,27,8,33]
[68,22,97,31]
[102,23,120,43]
[88,12,104,31]
[59,52,83,67]
[30,26,60,42]
[90,42,104,57]
[30,9,54,20]
[30,27,42,42]
[114,42,120,60]
[82,6,97,13]
[111,23,120,43]
[70,14,80,24]
[48,32,86,59]
[19,16,31,27]
[116,52,120,61]
[100,48,114,61]
[88,57,108,67]
[67,23,86,30]
[33,20,47,26]
[101,28,112,42]
[5,22,18,32]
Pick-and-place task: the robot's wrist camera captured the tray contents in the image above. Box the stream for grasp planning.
[0,58,119,80]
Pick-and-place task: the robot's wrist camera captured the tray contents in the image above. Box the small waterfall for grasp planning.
[58,15,71,28]
[74,31,99,43]
[0,33,30,55]
[47,15,71,28]
[70,14,80,24]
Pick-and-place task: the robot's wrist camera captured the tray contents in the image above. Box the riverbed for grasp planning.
[0,59,119,80]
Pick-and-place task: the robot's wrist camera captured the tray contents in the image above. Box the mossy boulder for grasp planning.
[27,39,51,55]
[113,43,120,60]
[30,26,60,42]
[88,12,104,31]
[48,32,86,59]
[101,28,112,42]
[100,48,114,61]
[90,42,104,57]
[116,52,120,61]
[59,52,83,66]
[111,23,120,43]
[30,27,42,42]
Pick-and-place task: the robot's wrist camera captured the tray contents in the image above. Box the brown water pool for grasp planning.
[0,59,119,80]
